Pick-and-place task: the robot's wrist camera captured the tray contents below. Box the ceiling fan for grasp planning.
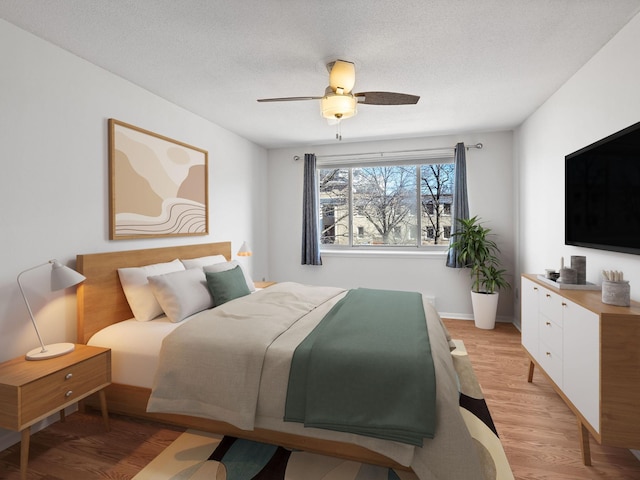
[257,60,420,124]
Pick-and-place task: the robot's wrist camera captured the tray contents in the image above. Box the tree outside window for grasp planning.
[421,163,455,245]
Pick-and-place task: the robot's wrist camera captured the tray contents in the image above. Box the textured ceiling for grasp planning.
[2,1,640,149]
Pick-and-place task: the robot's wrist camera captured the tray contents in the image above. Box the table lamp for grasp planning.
[237,241,252,257]
[17,260,86,360]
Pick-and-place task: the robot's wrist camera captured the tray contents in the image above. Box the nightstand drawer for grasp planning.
[20,353,109,427]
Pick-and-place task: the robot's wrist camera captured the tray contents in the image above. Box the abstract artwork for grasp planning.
[109,119,208,239]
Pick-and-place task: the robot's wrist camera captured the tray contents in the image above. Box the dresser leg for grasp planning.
[20,427,30,480]
[527,360,535,383]
[578,420,592,466]
[99,389,110,432]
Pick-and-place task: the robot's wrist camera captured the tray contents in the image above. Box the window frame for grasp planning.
[317,151,455,252]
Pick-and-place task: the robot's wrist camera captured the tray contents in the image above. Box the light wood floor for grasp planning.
[0,320,639,479]
[444,319,640,480]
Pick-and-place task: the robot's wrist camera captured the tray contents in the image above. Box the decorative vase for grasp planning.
[558,267,577,284]
[571,256,587,284]
[471,291,499,330]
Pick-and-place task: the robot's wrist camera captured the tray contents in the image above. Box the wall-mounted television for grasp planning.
[565,121,640,255]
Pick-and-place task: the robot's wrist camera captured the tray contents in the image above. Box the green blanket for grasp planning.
[284,288,436,446]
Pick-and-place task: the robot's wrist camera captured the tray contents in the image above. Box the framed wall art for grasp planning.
[108,119,208,240]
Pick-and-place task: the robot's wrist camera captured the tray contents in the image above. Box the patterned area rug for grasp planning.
[133,340,513,480]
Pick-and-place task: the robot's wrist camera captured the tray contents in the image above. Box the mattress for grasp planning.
[87,287,269,387]
[88,315,184,388]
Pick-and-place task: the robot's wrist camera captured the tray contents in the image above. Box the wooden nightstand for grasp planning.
[0,344,111,479]
[255,281,277,288]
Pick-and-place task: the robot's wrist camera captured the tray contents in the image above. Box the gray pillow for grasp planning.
[118,259,185,321]
[205,266,251,306]
[148,268,213,322]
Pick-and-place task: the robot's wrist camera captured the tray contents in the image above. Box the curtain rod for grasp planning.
[293,143,482,161]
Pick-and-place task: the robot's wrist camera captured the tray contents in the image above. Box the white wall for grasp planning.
[267,131,515,319]
[515,12,640,328]
[0,20,269,362]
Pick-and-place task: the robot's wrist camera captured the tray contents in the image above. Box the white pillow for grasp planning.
[180,255,227,270]
[203,260,256,292]
[117,259,185,321]
[148,269,213,323]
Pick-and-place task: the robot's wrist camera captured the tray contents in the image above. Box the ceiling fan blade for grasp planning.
[354,92,420,105]
[257,96,321,102]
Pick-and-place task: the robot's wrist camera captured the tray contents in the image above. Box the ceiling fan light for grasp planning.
[321,94,357,120]
[329,60,356,94]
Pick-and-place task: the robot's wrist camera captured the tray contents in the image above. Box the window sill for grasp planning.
[320,248,448,259]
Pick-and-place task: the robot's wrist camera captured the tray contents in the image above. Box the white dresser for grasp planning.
[521,274,640,465]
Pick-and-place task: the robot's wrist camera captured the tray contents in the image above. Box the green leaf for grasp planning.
[448,216,511,293]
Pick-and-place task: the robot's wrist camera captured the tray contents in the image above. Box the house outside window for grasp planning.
[318,153,455,249]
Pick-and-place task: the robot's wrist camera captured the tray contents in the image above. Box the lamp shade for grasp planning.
[17,260,85,360]
[329,60,356,94]
[237,241,252,257]
[50,260,86,290]
[321,93,357,121]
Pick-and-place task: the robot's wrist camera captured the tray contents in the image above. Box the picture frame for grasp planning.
[108,119,208,240]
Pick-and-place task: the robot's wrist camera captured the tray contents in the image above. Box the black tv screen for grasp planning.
[565,121,640,255]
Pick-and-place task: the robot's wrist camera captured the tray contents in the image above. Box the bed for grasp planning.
[76,242,487,480]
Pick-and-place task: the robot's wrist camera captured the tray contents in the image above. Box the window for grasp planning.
[318,157,455,248]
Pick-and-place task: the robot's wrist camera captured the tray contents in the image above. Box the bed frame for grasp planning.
[76,242,407,470]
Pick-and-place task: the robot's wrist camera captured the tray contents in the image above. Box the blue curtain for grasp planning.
[301,153,322,265]
[446,143,470,268]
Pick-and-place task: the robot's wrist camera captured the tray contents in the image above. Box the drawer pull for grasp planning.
[65,373,73,380]
[546,352,551,357]
[546,294,551,298]
[65,390,73,398]
[562,302,567,307]
[546,321,551,326]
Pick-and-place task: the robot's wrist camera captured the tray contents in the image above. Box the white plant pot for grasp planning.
[471,291,499,329]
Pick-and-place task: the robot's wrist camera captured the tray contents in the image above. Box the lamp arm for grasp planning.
[17,261,54,354]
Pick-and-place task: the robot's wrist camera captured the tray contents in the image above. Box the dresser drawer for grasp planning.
[539,290,564,327]
[20,353,109,426]
[539,314,563,357]
[538,343,563,387]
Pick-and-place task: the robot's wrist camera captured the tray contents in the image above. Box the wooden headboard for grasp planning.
[76,242,231,344]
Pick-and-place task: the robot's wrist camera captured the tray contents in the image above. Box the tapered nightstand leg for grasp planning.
[99,390,110,432]
[20,427,30,480]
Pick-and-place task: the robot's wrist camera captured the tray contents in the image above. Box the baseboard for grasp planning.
[439,313,514,324]
[439,312,474,321]
[0,405,77,452]
[0,418,55,452]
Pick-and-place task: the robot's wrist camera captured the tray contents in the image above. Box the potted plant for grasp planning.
[449,216,510,329]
